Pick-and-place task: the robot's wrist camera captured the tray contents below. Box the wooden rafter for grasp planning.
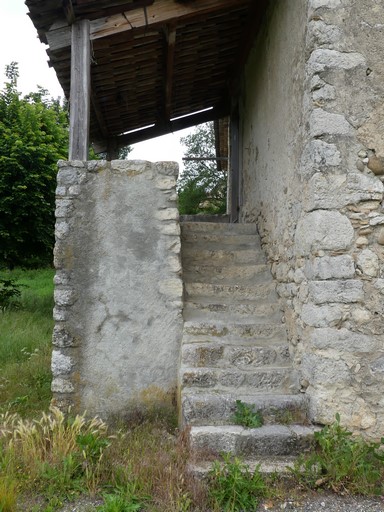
[164,24,176,121]
[46,0,250,51]
[62,0,76,24]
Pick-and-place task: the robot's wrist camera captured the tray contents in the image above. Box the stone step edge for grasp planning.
[181,392,308,426]
[189,424,320,457]
[188,455,299,477]
[181,221,256,231]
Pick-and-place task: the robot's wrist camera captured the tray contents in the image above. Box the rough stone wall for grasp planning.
[52,160,183,419]
[240,0,384,437]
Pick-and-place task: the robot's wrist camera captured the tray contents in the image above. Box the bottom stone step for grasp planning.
[182,393,308,426]
[190,424,319,457]
[189,455,298,477]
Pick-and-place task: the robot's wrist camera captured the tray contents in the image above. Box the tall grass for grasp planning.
[0,268,54,416]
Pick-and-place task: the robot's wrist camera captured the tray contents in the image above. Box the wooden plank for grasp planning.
[91,0,249,40]
[46,0,250,50]
[69,19,91,160]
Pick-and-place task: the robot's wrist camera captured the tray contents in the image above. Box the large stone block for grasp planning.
[301,303,344,327]
[295,210,354,255]
[310,328,378,352]
[304,172,383,211]
[309,280,364,304]
[309,109,353,138]
[304,255,355,280]
[307,49,365,74]
[300,140,341,178]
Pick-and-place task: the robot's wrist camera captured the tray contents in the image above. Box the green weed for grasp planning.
[0,278,24,312]
[232,400,263,428]
[208,453,266,512]
[0,476,18,512]
[291,413,384,495]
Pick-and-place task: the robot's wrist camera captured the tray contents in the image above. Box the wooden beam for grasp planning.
[69,20,91,160]
[46,0,250,50]
[62,0,76,24]
[94,105,229,152]
[164,24,176,121]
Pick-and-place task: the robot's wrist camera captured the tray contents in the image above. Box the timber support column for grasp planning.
[69,19,91,161]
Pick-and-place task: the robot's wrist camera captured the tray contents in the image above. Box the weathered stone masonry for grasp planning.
[240,0,384,438]
[52,159,183,418]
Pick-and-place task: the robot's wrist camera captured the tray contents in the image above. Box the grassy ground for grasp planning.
[0,268,54,417]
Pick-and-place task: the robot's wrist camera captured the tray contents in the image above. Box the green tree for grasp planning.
[178,122,227,215]
[0,63,69,268]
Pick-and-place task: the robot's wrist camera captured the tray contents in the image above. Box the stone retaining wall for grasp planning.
[240,0,384,437]
[52,159,183,419]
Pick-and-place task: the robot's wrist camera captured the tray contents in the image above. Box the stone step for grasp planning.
[185,282,276,301]
[190,424,319,457]
[181,232,262,247]
[183,321,287,343]
[189,456,298,477]
[184,297,283,318]
[182,263,271,285]
[181,342,290,369]
[180,214,230,223]
[183,303,283,324]
[181,392,309,426]
[181,221,257,235]
[181,247,265,266]
[181,366,298,394]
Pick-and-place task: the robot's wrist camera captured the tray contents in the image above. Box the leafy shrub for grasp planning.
[232,400,263,428]
[291,413,384,495]
[208,453,266,511]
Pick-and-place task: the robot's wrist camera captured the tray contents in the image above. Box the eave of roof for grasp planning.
[25,0,269,150]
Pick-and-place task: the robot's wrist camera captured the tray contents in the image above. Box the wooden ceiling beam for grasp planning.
[164,24,176,121]
[93,104,229,153]
[62,0,76,24]
[47,0,250,51]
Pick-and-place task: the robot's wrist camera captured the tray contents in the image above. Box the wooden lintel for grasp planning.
[69,20,91,161]
[95,106,229,152]
[46,0,250,51]
[165,25,176,121]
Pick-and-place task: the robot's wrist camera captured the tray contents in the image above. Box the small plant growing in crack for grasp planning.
[232,400,263,428]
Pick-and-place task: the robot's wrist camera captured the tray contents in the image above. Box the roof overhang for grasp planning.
[26,0,269,153]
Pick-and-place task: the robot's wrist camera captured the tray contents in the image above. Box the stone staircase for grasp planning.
[179,221,317,467]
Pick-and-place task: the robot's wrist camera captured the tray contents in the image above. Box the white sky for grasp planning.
[0,0,188,170]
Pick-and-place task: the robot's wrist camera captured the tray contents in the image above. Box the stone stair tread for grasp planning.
[189,455,299,476]
[185,282,277,301]
[183,309,283,324]
[182,321,287,342]
[181,233,262,245]
[181,221,257,235]
[190,424,320,457]
[182,248,266,265]
[182,265,272,285]
[181,392,308,426]
[181,367,298,395]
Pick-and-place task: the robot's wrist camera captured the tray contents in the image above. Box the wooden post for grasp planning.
[69,20,91,161]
